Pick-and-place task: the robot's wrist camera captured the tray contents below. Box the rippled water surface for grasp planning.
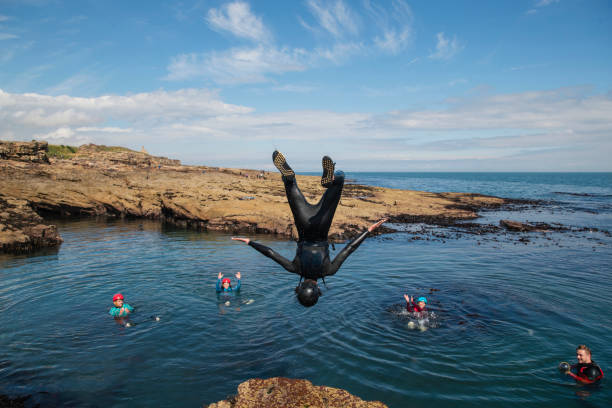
[1,173,611,407]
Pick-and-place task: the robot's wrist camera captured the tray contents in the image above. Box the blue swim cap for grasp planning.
[417,297,427,304]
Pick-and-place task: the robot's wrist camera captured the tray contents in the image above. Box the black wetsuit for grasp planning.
[247,171,371,280]
[569,362,604,384]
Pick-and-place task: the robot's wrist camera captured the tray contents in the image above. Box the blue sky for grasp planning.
[1,0,611,171]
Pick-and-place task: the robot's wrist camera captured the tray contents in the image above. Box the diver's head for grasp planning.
[295,279,321,307]
[417,296,427,309]
[222,278,231,290]
[576,344,592,364]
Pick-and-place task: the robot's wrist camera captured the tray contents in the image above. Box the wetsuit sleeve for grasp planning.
[327,230,369,276]
[216,279,222,292]
[235,280,241,291]
[109,307,120,316]
[406,302,414,312]
[248,241,297,274]
[125,304,134,312]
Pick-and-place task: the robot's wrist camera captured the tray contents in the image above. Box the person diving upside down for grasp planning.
[232,151,387,307]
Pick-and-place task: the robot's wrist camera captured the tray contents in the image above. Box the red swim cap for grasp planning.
[113,293,124,301]
[222,278,231,285]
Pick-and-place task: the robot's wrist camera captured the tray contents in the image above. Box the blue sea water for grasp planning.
[1,173,611,407]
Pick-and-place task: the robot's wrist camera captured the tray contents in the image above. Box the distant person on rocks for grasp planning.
[560,345,604,384]
[216,272,241,292]
[109,293,133,317]
[232,150,387,307]
[404,295,428,316]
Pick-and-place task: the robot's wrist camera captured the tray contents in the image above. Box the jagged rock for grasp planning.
[0,140,49,163]
[73,144,180,168]
[500,219,541,231]
[0,194,62,254]
[205,377,388,408]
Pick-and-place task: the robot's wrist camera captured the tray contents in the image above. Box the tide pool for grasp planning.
[1,173,610,407]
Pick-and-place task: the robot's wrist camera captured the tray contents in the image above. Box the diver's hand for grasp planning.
[403,294,410,303]
[218,272,223,279]
[368,218,388,232]
[232,237,250,245]
[235,272,241,280]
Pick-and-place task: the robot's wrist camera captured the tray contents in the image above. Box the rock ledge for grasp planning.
[205,377,387,408]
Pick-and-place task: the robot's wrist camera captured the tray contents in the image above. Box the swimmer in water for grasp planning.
[562,344,604,384]
[109,293,133,317]
[216,272,241,292]
[232,151,387,307]
[404,295,427,315]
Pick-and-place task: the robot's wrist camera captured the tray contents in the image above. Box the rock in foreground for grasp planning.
[205,377,387,408]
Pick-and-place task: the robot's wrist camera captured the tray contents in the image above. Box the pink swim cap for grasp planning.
[113,293,124,301]
[222,278,231,285]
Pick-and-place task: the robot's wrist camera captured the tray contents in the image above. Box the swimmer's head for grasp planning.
[113,293,124,307]
[576,344,592,364]
[222,278,231,289]
[295,279,321,307]
[417,296,427,308]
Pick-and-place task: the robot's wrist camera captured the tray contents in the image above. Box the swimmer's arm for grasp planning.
[216,279,222,292]
[327,218,387,276]
[567,368,603,384]
[235,280,241,291]
[327,230,369,276]
[247,240,297,273]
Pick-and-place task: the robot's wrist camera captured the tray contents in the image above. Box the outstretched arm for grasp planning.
[326,218,387,276]
[231,237,297,274]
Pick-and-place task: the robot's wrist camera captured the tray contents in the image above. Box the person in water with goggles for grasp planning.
[232,151,387,307]
[404,294,428,315]
[216,272,241,292]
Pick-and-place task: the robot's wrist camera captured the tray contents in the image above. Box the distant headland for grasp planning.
[1,140,514,254]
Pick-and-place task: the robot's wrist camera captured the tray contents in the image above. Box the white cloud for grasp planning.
[167,45,307,84]
[304,0,359,39]
[2,86,609,171]
[76,126,132,133]
[168,1,415,84]
[0,15,10,22]
[206,1,272,43]
[429,32,463,60]
[0,33,19,40]
[0,88,252,147]
[367,0,413,54]
[527,0,560,14]
[535,0,560,7]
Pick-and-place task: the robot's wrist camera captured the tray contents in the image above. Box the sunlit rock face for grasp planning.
[0,140,49,163]
[205,377,388,408]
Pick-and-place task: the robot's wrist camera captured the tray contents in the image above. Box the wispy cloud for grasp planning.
[271,84,315,93]
[206,1,272,43]
[429,32,463,60]
[168,1,415,84]
[167,46,307,84]
[527,0,560,14]
[367,0,413,54]
[303,0,359,39]
[0,33,19,40]
[0,15,10,22]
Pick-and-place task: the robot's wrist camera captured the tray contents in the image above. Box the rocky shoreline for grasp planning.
[1,140,532,255]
